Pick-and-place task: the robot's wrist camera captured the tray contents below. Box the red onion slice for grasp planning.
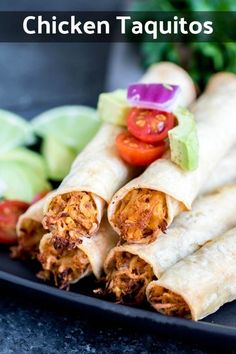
[127,83,181,112]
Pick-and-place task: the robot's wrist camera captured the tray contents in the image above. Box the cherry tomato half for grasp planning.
[0,200,30,244]
[116,132,166,166]
[127,108,175,144]
[31,190,50,205]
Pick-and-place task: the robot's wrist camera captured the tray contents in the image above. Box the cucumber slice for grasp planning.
[98,89,130,126]
[169,107,199,171]
[0,161,51,202]
[42,136,77,181]
[32,105,101,152]
[0,147,47,179]
[0,109,34,154]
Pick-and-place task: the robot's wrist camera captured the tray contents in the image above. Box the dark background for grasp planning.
[0,0,122,118]
[0,1,221,353]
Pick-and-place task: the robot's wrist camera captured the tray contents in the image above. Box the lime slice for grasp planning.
[0,147,47,179]
[0,110,34,154]
[0,161,51,202]
[42,136,77,181]
[32,105,101,152]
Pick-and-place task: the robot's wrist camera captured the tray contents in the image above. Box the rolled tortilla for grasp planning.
[38,218,118,289]
[43,62,196,248]
[11,195,50,260]
[146,226,236,320]
[108,72,236,244]
[42,123,132,243]
[201,145,236,194]
[104,184,236,304]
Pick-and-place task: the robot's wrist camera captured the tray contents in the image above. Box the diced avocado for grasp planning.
[98,89,130,126]
[42,136,77,181]
[0,161,51,202]
[168,107,199,171]
[0,147,47,180]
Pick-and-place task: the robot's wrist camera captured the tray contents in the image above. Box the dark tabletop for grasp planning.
[0,1,223,353]
[0,289,213,354]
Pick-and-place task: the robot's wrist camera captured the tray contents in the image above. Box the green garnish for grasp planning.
[129,0,236,88]
[0,110,34,154]
[0,161,51,202]
[169,106,199,171]
[41,136,77,181]
[0,147,47,180]
[98,89,130,126]
[32,105,101,152]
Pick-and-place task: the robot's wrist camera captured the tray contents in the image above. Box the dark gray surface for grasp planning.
[0,1,221,353]
[0,288,210,354]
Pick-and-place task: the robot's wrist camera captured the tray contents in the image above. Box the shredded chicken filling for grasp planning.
[11,219,45,260]
[149,287,191,318]
[112,189,167,243]
[39,238,91,289]
[106,252,155,305]
[43,192,98,247]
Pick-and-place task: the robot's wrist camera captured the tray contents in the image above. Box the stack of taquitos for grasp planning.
[104,184,236,304]
[16,163,236,290]
[38,62,196,287]
[108,72,236,244]
[42,62,196,250]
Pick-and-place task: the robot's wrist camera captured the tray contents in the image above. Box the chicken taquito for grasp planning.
[108,72,236,244]
[38,218,118,289]
[147,226,236,320]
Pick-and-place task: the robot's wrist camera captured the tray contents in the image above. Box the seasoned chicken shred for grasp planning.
[43,192,98,249]
[38,236,91,289]
[112,189,167,243]
[11,219,45,260]
[149,287,191,318]
[105,252,155,305]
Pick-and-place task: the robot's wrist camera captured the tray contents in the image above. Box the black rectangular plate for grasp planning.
[1,246,236,350]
